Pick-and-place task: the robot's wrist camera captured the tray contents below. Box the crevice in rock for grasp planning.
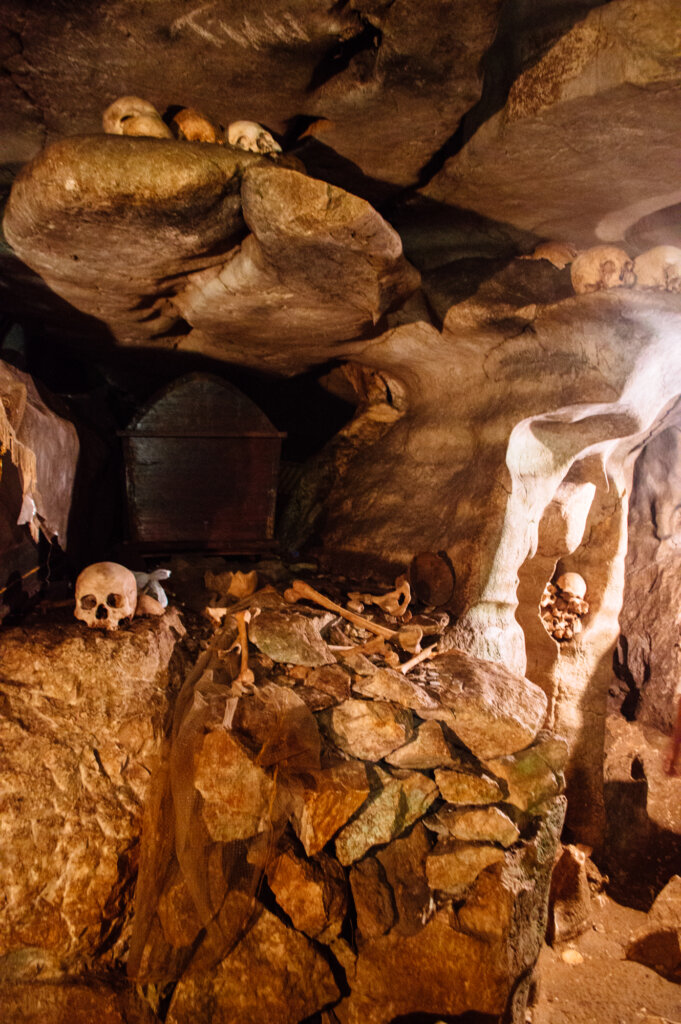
[612,634,642,722]
[414,0,614,192]
[306,18,382,94]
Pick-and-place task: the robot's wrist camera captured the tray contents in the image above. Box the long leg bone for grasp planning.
[284,579,397,639]
[399,642,440,675]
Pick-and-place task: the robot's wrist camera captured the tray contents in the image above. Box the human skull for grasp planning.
[227,120,282,154]
[172,107,222,144]
[555,572,587,600]
[74,561,138,631]
[570,246,636,294]
[633,245,681,292]
[102,96,172,139]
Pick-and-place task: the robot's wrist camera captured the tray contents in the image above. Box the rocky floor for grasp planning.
[532,892,681,1024]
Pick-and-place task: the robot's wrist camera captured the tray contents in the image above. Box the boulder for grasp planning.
[266,842,347,943]
[335,766,438,865]
[318,698,414,761]
[248,610,336,666]
[288,760,370,856]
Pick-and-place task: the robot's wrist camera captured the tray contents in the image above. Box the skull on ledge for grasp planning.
[74,561,138,631]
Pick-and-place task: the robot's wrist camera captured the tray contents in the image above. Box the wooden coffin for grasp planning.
[120,374,285,552]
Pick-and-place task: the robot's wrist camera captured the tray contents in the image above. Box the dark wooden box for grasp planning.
[120,374,285,552]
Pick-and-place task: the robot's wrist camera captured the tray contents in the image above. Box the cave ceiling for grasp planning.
[2,0,681,375]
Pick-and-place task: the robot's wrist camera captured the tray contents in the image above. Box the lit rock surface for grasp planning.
[0,613,181,972]
[318,698,415,761]
[420,650,548,760]
[194,728,275,841]
[288,759,370,856]
[266,842,347,942]
[434,764,507,804]
[425,841,506,894]
[425,805,520,847]
[335,765,438,865]
[384,718,459,769]
[167,899,340,1024]
[248,609,336,666]
[484,734,567,812]
[349,857,396,941]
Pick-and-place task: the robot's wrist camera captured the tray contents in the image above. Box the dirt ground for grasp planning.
[531,892,681,1024]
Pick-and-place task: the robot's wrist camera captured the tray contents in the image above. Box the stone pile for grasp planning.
[138,578,568,1024]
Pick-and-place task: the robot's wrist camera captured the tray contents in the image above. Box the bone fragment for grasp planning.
[348,577,411,617]
[399,642,439,675]
[284,580,397,639]
[232,610,255,692]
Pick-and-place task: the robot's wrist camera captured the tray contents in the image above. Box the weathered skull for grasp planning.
[227,120,282,154]
[172,107,222,144]
[570,245,636,294]
[555,572,587,600]
[102,96,172,139]
[74,561,138,631]
[633,245,681,292]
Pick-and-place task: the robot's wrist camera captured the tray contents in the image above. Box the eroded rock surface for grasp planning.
[0,612,182,974]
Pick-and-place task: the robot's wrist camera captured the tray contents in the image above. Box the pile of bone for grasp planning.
[540,571,588,642]
[138,565,568,1024]
[101,94,281,153]
[524,242,681,294]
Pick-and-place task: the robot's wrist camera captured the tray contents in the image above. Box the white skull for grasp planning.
[555,572,587,600]
[172,107,222,144]
[633,245,681,292]
[102,96,173,139]
[74,561,138,631]
[227,120,282,154]
[570,245,636,294]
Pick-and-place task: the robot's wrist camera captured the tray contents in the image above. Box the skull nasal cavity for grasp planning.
[96,605,109,620]
[107,593,123,608]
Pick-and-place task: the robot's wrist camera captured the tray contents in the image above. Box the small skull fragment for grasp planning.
[570,246,635,294]
[227,120,282,154]
[632,245,681,293]
[75,561,138,631]
[172,107,222,144]
[102,96,172,139]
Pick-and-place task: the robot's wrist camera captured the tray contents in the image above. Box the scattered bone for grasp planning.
[348,577,411,618]
[227,119,282,154]
[172,107,222,144]
[74,561,138,631]
[519,241,579,269]
[232,610,255,693]
[632,245,681,292]
[399,642,439,675]
[396,624,423,654]
[570,245,635,294]
[102,96,172,139]
[540,573,589,643]
[135,592,165,617]
[346,599,365,614]
[284,580,397,640]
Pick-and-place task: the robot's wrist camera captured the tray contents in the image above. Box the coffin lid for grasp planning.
[121,372,285,438]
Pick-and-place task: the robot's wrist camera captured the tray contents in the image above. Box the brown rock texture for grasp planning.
[626,875,681,982]
[0,612,181,972]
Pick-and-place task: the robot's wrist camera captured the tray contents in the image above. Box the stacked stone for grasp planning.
[165,600,567,1024]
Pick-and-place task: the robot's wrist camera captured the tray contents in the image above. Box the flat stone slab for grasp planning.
[318,698,415,761]
[335,766,438,865]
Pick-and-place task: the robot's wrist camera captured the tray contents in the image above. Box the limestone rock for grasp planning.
[0,982,156,1024]
[336,905,509,1023]
[167,899,340,1024]
[349,857,396,941]
[427,650,548,759]
[425,806,520,847]
[266,842,347,943]
[485,734,566,812]
[626,875,681,982]
[194,729,274,842]
[385,719,459,770]
[305,664,352,702]
[376,822,434,936]
[547,844,593,944]
[0,615,178,969]
[318,698,414,761]
[351,666,441,716]
[425,840,506,894]
[434,764,507,804]
[248,610,336,666]
[288,760,370,856]
[336,766,438,865]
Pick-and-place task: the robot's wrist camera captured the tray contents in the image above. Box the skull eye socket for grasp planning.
[107,592,123,608]
[80,594,97,610]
